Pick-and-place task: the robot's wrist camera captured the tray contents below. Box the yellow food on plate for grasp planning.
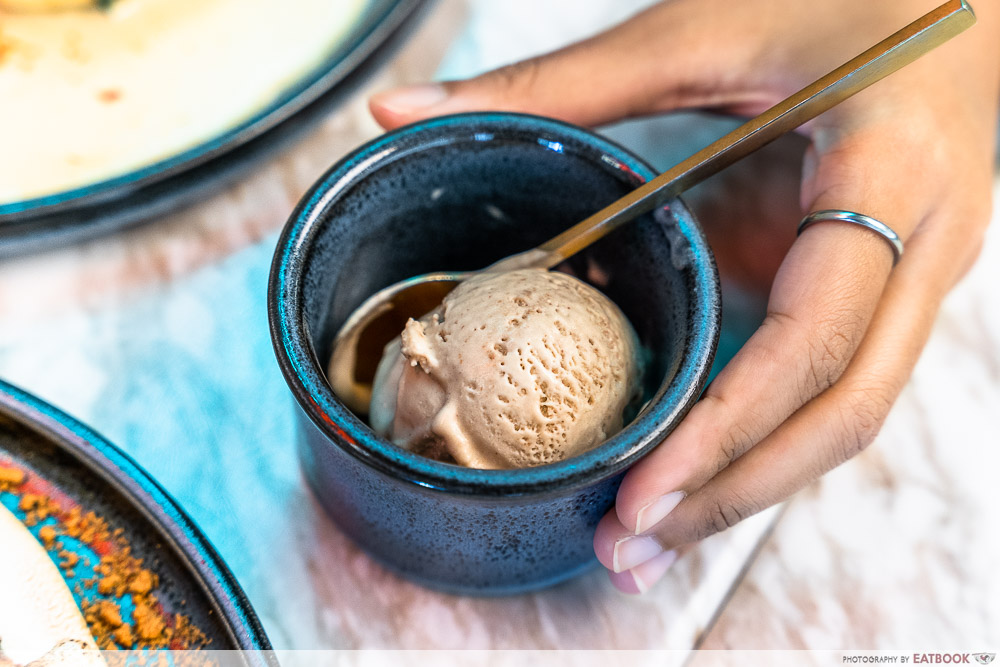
[0,0,101,12]
[0,502,102,665]
[0,0,366,203]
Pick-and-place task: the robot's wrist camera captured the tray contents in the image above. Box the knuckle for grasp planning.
[698,394,761,474]
[715,420,758,473]
[914,196,991,284]
[702,500,738,538]
[764,305,867,403]
[832,384,894,463]
[699,494,756,540]
[805,311,860,386]
[486,57,543,98]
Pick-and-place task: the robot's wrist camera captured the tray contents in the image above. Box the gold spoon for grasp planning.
[330,0,975,415]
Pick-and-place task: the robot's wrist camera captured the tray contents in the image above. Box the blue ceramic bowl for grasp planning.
[268,112,720,595]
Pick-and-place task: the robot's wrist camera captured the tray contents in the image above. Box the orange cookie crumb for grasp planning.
[2,474,212,651]
[0,465,25,488]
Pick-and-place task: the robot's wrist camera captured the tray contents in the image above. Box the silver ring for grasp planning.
[798,209,904,266]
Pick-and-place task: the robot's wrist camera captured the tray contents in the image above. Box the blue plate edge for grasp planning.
[0,378,274,659]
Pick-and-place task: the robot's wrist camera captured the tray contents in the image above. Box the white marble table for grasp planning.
[0,0,997,655]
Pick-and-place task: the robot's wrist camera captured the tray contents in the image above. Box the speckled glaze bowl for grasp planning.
[268,112,720,595]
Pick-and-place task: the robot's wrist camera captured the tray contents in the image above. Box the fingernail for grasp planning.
[634,491,685,534]
[612,535,663,573]
[372,83,448,114]
[631,549,679,594]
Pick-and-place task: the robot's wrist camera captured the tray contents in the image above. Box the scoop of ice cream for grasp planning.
[369,268,641,469]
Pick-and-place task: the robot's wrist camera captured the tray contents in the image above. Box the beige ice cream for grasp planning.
[369,268,641,469]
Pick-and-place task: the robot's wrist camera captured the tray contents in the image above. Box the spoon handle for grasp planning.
[521,0,975,269]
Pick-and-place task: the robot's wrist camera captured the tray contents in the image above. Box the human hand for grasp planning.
[369,0,1000,593]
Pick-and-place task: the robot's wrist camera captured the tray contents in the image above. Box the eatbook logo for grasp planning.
[911,655,996,664]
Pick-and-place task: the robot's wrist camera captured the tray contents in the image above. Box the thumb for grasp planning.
[369,1,775,130]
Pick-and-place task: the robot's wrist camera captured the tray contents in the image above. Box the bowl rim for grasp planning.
[268,111,720,496]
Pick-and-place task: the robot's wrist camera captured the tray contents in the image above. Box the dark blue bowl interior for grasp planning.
[272,113,719,494]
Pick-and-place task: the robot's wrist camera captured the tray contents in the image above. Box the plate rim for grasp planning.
[0,378,273,656]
